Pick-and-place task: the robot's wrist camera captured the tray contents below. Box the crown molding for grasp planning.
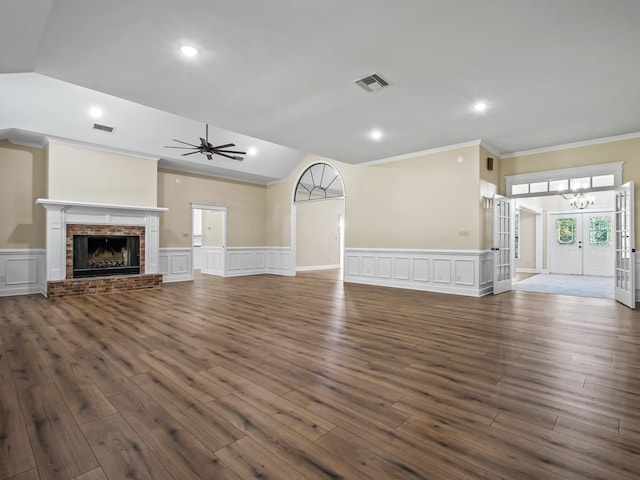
[502,132,640,159]
[479,140,503,158]
[357,139,483,167]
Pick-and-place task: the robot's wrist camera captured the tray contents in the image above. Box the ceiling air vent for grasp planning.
[354,72,390,93]
[92,123,115,134]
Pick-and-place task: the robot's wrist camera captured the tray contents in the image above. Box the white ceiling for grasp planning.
[1,0,640,183]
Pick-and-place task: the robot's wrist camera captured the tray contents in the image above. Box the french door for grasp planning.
[615,182,635,309]
[493,196,513,295]
[549,212,614,276]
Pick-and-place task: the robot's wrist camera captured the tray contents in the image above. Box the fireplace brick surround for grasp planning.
[37,199,168,297]
[47,273,162,298]
[65,224,146,279]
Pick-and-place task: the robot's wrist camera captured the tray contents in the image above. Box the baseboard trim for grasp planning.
[296,264,340,272]
[516,268,542,274]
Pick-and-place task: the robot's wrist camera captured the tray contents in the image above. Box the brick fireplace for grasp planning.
[37,199,168,297]
[66,224,145,278]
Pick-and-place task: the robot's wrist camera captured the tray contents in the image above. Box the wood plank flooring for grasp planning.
[1,272,640,479]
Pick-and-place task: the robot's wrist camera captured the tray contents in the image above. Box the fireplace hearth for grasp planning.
[73,235,140,278]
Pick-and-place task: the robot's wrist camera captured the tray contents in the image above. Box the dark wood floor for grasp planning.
[1,272,640,480]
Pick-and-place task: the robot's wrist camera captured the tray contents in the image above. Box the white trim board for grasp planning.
[502,132,640,159]
[359,139,482,167]
[296,264,340,272]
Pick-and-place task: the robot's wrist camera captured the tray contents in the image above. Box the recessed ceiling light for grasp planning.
[89,107,103,118]
[180,45,198,57]
[473,101,488,113]
[247,147,258,156]
[370,129,383,141]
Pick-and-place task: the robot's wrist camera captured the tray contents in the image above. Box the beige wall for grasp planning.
[47,143,157,206]
[296,199,343,267]
[479,147,501,250]
[500,136,640,239]
[268,147,484,250]
[0,141,47,248]
[158,169,266,248]
[517,210,536,269]
[345,146,481,249]
[202,210,224,247]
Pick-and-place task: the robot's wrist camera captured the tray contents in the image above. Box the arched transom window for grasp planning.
[294,163,344,202]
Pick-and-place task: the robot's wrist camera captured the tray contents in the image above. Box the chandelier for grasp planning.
[561,191,594,209]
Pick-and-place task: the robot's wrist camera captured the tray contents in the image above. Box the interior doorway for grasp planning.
[291,162,346,278]
[191,203,227,276]
[514,191,615,298]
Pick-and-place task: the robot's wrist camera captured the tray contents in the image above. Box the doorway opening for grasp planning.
[191,203,227,276]
[503,162,634,308]
[513,191,615,299]
[513,190,616,299]
[291,162,345,280]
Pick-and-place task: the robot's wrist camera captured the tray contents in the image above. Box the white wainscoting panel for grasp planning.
[193,246,203,269]
[0,249,46,296]
[226,247,294,277]
[344,248,494,297]
[432,258,452,284]
[393,257,411,280]
[159,248,193,283]
[200,246,224,276]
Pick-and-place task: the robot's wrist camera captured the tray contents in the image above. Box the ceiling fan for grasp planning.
[165,124,246,161]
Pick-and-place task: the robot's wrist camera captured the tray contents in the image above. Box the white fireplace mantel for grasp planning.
[36,199,168,282]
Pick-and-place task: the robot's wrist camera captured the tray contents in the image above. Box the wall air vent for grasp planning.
[92,123,115,134]
[354,72,390,93]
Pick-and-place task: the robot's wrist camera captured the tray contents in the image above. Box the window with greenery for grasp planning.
[556,218,575,245]
[589,216,612,246]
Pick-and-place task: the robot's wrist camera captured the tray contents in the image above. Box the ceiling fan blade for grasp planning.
[181,151,200,156]
[171,139,199,147]
[216,152,244,161]
[164,145,198,149]
[211,143,235,149]
[215,149,246,155]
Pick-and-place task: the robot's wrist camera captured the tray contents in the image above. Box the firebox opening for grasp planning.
[73,235,141,278]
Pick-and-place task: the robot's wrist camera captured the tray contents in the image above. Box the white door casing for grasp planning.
[493,196,513,295]
[615,182,635,309]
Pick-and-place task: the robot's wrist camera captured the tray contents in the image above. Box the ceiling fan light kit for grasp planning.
[165,124,246,161]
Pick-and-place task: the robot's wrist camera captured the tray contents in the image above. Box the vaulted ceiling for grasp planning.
[2,0,639,183]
